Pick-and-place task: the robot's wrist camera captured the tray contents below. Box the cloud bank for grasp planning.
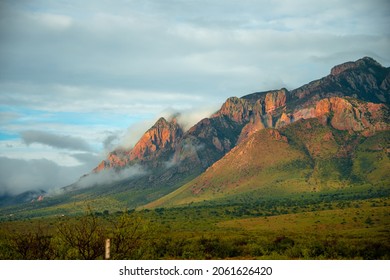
[0,156,94,196]
[76,165,147,190]
[21,130,93,152]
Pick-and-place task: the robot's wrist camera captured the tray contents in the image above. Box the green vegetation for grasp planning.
[1,189,389,260]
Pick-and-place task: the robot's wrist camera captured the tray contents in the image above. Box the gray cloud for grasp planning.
[21,130,93,152]
[0,156,93,196]
[0,112,21,124]
[70,152,102,166]
[102,131,123,152]
[76,165,147,189]
[1,0,389,98]
[119,119,157,149]
[160,105,220,130]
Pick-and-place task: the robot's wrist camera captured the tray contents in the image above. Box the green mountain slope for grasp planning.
[145,119,389,208]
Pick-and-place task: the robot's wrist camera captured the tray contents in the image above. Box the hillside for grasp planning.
[145,120,389,208]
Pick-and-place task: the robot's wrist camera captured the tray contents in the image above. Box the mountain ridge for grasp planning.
[92,57,389,176]
[144,120,389,209]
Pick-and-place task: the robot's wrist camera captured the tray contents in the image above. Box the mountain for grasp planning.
[91,58,389,172]
[94,116,184,171]
[292,57,389,105]
[2,57,388,213]
[142,58,389,208]
[71,57,389,207]
[0,190,46,207]
[145,121,389,208]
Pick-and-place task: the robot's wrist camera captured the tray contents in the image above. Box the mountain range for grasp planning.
[1,57,389,213]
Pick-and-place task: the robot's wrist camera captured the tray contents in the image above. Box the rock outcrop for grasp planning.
[264,89,288,113]
[290,97,389,135]
[330,57,383,76]
[129,117,183,161]
[213,97,252,123]
[94,117,183,172]
[292,57,390,105]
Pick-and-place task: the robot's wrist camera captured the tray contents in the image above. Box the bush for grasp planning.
[5,224,56,260]
[109,213,151,259]
[57,212,106,259]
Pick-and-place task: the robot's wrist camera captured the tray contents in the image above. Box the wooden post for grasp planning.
[105,238,110,260]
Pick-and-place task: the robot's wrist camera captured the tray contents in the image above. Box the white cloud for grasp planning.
[159,105,220,131]
[21,130,93,152]
[0,156,95,196]
[118,118,157,149]
[75,164,147,189]
[32,13,73,30]
[0,83,207,114]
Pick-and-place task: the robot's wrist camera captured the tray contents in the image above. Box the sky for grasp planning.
[0,0,389,196]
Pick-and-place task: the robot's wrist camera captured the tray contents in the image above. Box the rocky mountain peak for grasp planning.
[331,61,359,76]
[94,116,184,172]
[214,88,290,126]
[263,89,288,113]
[212,96,252,123]
[330,57,383,76]
[153,116,178,128]
[292,56,389,105]
[129,116,183,161]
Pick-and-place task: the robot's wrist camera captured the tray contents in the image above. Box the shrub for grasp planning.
[57,212,106,259]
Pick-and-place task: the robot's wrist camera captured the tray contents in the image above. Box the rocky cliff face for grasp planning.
[289,97,389,135]
[327,98,388,135]
[264,89,288,113]
[94,149,130,172]
[213,97,252,123]
[330,57,383,76]
[215,88,289,123]
[94,117,183,172]
[236,57,389,139]
[129,117,183,161]
[292,57,390,105]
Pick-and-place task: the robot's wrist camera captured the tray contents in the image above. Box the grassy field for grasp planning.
[1,189,389,260]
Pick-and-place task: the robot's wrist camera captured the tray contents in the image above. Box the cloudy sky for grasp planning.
[0,0,389,195]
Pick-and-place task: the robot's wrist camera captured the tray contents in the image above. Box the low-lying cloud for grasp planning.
[21,130,93,152]
[160,105,220,131]
[75,165,147,189]
[0,156,93,196]
[0,152,144,196]
[118,119,156,149]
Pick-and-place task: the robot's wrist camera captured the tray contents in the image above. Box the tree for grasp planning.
[57,212,106,259]
[109,212,149,259]
[7,224,55,260]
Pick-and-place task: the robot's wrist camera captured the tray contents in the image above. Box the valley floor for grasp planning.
[0,192,389,260]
